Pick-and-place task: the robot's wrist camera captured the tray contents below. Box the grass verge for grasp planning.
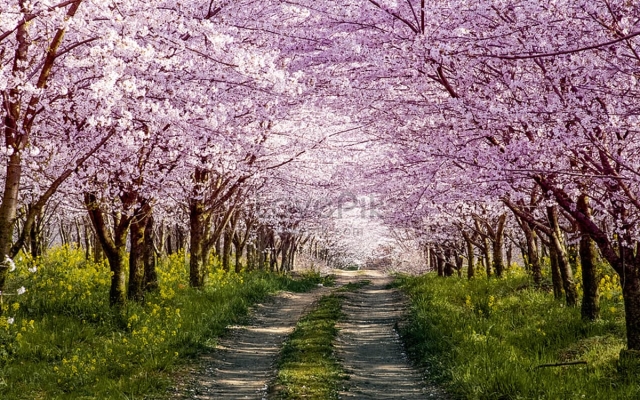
[271,280,370,399]
[395,270,640,399]
[0,246,329,399]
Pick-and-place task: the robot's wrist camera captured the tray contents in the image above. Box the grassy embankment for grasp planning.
[272,280,370,399]
[0,246,327,399]
[397,266,640,399]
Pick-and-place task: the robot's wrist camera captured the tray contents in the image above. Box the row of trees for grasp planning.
[332,0,640,354]
[0,0,358,306]
[5,0,640,357]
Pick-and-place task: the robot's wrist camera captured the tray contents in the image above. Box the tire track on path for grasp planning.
[172,285,331,399]
[334,270,446,399]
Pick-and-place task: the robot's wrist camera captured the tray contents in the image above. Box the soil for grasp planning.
[334,270,446,399]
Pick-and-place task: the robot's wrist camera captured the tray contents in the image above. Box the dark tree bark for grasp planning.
[222,227,232,272]
[547,206,578,307]
[215,235,222,259]
[577,195,599,321]
[246,243,256,271]
[492,214,507,277]
[281,234,290,272]
[144,214,158,292]
[234,241,242,273]
[436,248,445,277]
[454,250,464,278]
[444,262,455,277]
[463,233,475,279]
[85,192,133,306]
[59,223,69,246]
[523,221,542,284]
[28,204,45,259]
[430,247,437,273]
[548,241,564,300]
[189,198,207,288]
[93,230,103,264]
[475,221,492,277]
[83,218,92,261]
[128,202,150,302]
[622,267,640,350]
[166,230,173,255]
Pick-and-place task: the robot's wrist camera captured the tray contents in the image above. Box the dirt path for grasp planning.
[172,270,443,399]
[334,270,445,399]
[172,286,331,399]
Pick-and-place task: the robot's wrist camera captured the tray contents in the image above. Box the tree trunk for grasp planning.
[281,235,290,272]
[443,248,454,277]
[436,249,445,277]
[549,242,564,300]
[60,223,69,246]
[246,243,255,271]
[144,214,159,292]
[222,228,232,272]
[430,248,437,273]
[547,206,578,306]
[492,214,507,277]
[0,38,27,291]
[166,227,174,255]
[482,237,492,277]
[424,246,431,270]
[235,244,242,273]
[622,265,640,350]
[74,218,82,248]
[176,225,186,252]
[28,206,45,259]
[444,262,455,277]
[523,222,542,285]
[189,201,207,287]
[156,221,165,256]
[215,235,222,259]
[106,246,127,306]
[577,195,599,321]
[85,193,131,306]
[93,231,103,264]
[258,229,267,270]
[454,250,463,278]
[189,168,210,288]
[519,245,528,270]
[463,234,475,279]
[128,204,149,302]
[612,253,640,350]
[290,241,297,271]
[83,219,92,261]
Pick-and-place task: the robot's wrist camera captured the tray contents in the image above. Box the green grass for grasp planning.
[271,294,346,399]
[0,246,328,399]
[271,281,372,399]
[396,268,639,399]
[337,280,370,292]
